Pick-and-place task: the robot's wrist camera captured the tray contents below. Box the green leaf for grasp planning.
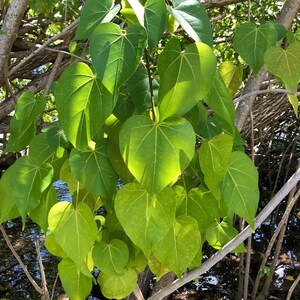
[93,239,129,275]
[158,38,216,121]
[203,71,236,133]
[148,255,170,281]
[115,183,176,257]
[90,23,147,94]
[48,202,98,268]
[206,220,245,252]
[113,91,135,121]
[73,187,102,212]
[0,30,6,35]
[233,22,277,74]
[74,0,119,40]
[199,134,233,200]
[29,186,58,232]
[58,258,92,300]
[98,268,138,299]
[0,166,20,223]
[144,0,167,50]
[219,61,243,97]
[45,233,67,258]
[127,0,145,25]
[153,215,201,278]
[69,139,119,200]
[127,66,158,114]
[221,151,259,228]
[54,62,114,150]
[167,0,213,47]
[9,156,53,224]
[177,187,218,233]
[119,115,195,194]
[5,92,46,152]
[264,42,300,115]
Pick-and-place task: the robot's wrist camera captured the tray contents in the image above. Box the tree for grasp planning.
[0,0,299,299]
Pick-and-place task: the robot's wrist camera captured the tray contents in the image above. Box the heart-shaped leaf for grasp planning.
[153,215,201,278]
[233,22,277,74]
[145,0,167,50]
[54,62,114,150]
[69,139,119,200]
[74,0,119,40]
[90,23,147,94]
[92,239,129,275]
[9,156,53,224]
[98,267,138,299]
[221,151,259,228]
[119,115,195,194]
[199,134,233,200]
[115,183,176,257]
[158,38,216,121]
[48,202,98,268]
[167,0,213,47]
[264,42,300,115]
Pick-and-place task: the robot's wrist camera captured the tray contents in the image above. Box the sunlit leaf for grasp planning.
[219,61,243,97]
[48,202,98,268]
[98,268,138,299]
[119,115,195,194]
[93,239,129,275]
[221,151,259,228]
[264,42,300,115]
[115,183,176,257]
[158,38,216,121]
[233,22,277,74]
[58,258,92,300]
[54,63,114,150]
[90,23,147,94]
[167,0,213,47]
[153,215,201,278]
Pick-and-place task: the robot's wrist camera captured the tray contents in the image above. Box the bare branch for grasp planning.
[201,0,248,8]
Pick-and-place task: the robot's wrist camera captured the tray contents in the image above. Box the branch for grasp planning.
[234,0,300,131]
[201,0,248,8]
[234,88,300,104]
[148,166,300,300]
[0,0,30,85]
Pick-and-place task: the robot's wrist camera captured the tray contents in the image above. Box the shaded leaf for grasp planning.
[119,115,195,194]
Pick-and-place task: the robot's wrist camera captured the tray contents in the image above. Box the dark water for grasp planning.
[1,181,300,299]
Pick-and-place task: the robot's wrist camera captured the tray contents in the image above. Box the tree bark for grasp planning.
[0,0,29,85]
[234,0,300,131]
[201,0,248,8]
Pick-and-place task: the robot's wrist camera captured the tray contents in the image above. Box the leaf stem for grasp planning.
[144,48,157,123]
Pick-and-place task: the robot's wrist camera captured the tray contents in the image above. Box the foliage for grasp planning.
[0,0,299,299]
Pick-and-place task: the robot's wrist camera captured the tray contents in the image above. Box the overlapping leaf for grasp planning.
[54,62,114,150]
[233,22,277,74]
[199,134,233,200]
[5,91,46,152]
[153,215,201,277]
[69,139,119,200]
[119,115,195,194]
[48,202,98,268]
[167,0,213,47]
[115,183,176,257]
[90,23,147,94]
[221,151,259,228]
[74,0,120,40]
[158,38,216,121]
[264,42,300,115]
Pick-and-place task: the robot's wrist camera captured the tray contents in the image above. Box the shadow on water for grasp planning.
[1,180,300,299]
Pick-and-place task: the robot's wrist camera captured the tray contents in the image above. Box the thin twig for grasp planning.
[50,272,59,300]
[234,88,300,104]
[8,18,79,77]
[148,166,300,300]
[286,271,300,300]
[133,284,145,300]
[0,224,44,295]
